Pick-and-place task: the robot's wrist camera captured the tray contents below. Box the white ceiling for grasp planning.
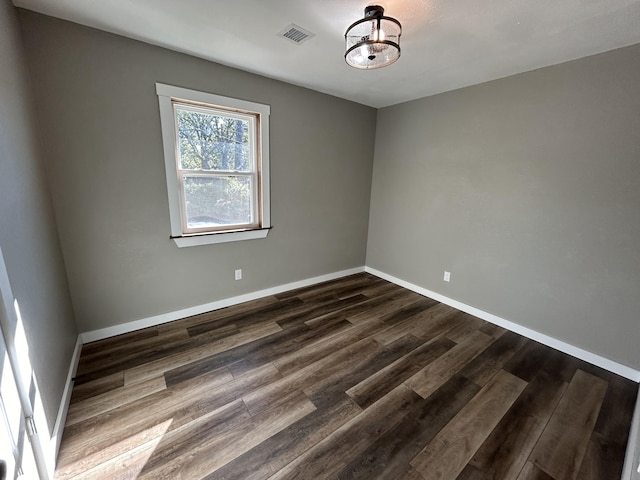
[13,0,640,108]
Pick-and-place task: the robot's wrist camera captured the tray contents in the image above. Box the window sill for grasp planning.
[171,228,270,248]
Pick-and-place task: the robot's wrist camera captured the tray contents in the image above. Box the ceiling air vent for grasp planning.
[278,24,315,45]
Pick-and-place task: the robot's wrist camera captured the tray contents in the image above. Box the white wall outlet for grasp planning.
[443,271,451,282]
[235,269,242,280]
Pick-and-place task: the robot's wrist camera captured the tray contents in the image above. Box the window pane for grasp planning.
[175,107,251,172]
[183,175,252,228]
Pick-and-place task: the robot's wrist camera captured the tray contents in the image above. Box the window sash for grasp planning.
[171,101,261,235]
[177,171,260,234]
[172,101,258,173]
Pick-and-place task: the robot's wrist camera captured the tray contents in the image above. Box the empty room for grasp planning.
[1,0,639,479]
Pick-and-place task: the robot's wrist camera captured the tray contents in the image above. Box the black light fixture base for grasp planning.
[364,5,384,18]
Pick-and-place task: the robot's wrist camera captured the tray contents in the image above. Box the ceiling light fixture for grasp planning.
[345,5,402,70]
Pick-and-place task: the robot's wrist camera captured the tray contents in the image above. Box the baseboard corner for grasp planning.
[364,266,640,382]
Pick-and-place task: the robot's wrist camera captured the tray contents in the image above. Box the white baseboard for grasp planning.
[365,267,640,382]
[44,335,82,478]
[80,267,365,343]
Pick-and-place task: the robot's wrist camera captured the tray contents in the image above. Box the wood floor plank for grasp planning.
[204,397,362,480]
[529,369,609,480]
[336,375,481,480]
[582,375,638,479]
[538,348,584,383]
[157,295,279,333]
[443,313,487,343]
[163,322,314,386]
[456,464,494,480]
[76,326,189,377]
[468,369,567,479]
[275,294,371,330]
[80,301,307,383]
[226,316,354,378]
[244,338,381,416]
[275,273,376,300]
[306,333,424,409]
[516,462,554,480]
[407,303,466,340]
[65,376,166,426]
[346,335,455,409]
[458,330,528,387]
[347,290,426,325]
[78,321,241,384]
[593,373,638,441]
[479,321,508,339]
[394,466,427,480]
[79,326,158,357]
[69,371,124,404]
[267,384,423,480]
[405,330,496,399]
[138,390,316,480]
[124,321,282,385]
[75,322,240,384]
[303,293,391,328]
[379,298,439,325]
[372,301,459,347]
[271,317,387,376]
[57,364,280,477]
[410,370,527,480]
[57,367,235,477]
[187,297,305,336]
[502,340,554,382]
[57,399,251,480]
[576,431,627,480]
[333,276,388,300]
[358,279,406,298]
[303,285,405,328]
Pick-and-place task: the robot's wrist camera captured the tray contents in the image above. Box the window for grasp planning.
[156,83,270,247]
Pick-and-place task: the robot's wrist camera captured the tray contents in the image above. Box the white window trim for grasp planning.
[156,83,271,247]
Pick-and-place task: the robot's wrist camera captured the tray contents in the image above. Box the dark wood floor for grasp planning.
[55,273,638,480]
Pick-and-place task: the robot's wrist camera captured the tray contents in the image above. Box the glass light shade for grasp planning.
[345,6,401,69]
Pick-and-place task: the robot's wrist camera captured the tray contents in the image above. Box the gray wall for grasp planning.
[13,7,639,375]
[367,43,640,371]
[0,0,77,433]
[18,11,376,333]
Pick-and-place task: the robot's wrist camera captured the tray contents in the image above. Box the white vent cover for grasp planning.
[278,24,315,45]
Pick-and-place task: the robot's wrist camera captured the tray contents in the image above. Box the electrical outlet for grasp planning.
[235,269,242,281]
[443,271,451,282]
